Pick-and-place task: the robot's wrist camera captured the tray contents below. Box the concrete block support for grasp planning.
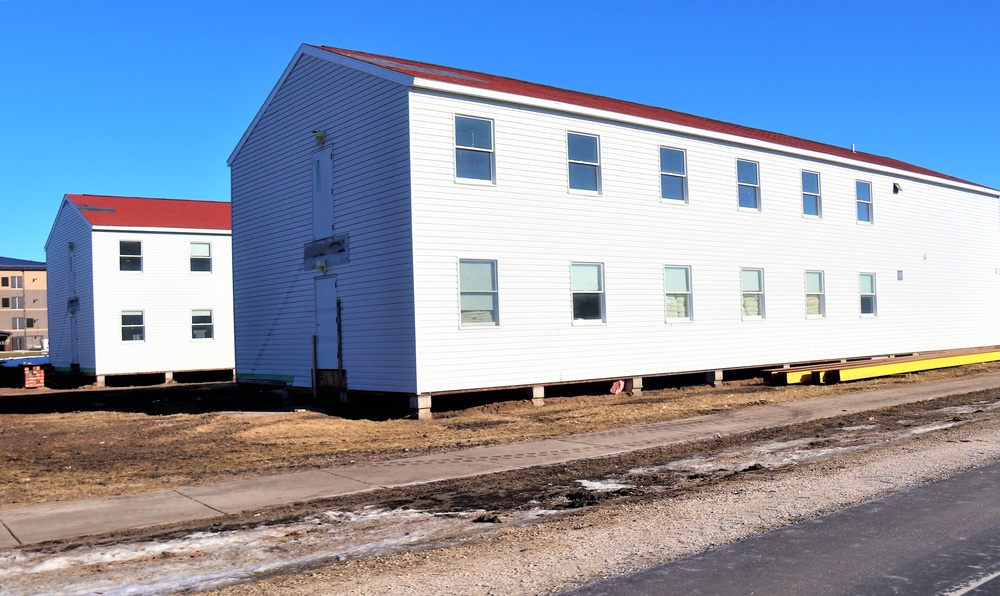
[95,375,106,388]
[624,377,643,397]
[706,369,723,387]
[164,371,174,383]
[528,385,545,407]
[410,394,432,420]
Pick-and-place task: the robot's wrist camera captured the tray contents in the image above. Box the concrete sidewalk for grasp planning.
[3,372,999,549]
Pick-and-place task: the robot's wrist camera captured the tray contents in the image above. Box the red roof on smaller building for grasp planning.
[66,194,231,231]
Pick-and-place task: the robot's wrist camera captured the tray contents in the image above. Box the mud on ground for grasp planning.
[2,362,1000,510]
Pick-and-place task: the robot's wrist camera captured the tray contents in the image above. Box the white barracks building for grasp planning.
[228,45,1000,417]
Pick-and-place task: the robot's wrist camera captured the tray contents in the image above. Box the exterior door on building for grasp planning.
[314,276,339,370]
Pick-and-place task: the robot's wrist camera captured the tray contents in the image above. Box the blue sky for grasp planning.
[1,0,997,262]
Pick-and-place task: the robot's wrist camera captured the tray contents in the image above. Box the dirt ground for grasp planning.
[3,361,1000,511]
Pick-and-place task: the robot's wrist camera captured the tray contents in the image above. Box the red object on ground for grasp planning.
[22,365,44,389]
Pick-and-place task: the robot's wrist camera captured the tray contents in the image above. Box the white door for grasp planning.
[314,276,339,369]
[312,146,334,239]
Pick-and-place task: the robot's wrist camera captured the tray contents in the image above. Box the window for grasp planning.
[455,116,494,181]
[192,309,214,339]
[10,296,23,309]
[12,317,25,330]
[10,276,22,289]
[857,181,873,223]
[741,268,765,318]
[0,277,6,287]
[10,336,25,351]
[737,160,760,209]
[571,263,605,321]
[660,148,687,201]
[459,259,498,325]
[26,318,35,328]
[120,241,142,271]
[121,311,145,341]
[860,273,877,315]
[1,298,7,308]
[805,271,825,316]
[191,243,212,272]
[802,171,821,217]
[568,133,600,192]
[664,266,692,320]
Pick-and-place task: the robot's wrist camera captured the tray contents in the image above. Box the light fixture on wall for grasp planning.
[316,258,327,274]
[312,130,326,145]
[893,182,903,194]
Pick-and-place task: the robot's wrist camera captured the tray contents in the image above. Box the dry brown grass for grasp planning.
[3,361,1000,510]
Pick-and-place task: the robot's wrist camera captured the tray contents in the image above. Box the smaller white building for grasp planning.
[45,194,234,384]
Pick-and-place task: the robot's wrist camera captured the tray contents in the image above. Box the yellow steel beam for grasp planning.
[822,350,1000,383]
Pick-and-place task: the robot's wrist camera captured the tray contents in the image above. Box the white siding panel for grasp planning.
[409,90,1000,393]
[45,202,96,372]
[90,230,235,376]
[230,55,415,391]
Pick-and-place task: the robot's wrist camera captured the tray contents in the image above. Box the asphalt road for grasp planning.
[567,460,1000,596]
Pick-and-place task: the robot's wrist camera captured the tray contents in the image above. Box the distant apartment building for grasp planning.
[0,257,48,352]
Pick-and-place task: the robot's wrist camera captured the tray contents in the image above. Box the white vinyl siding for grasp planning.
[408,89,1000,394]
[230,53,415,391]
[44,200,97,373]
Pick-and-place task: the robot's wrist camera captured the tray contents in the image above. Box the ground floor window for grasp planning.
[572,263,605,322]
[121,311,145,341]
[459,259,499,325]
[741,268,765,318]
[664,266,692,320]
[805,271,825,316]
[192,309,214,339]
[860,273,877,315]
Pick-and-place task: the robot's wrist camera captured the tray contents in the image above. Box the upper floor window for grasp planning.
[802,171,821,217]
[121,310,145,341]
[12,317,25,330]
[0,298,6,308]
[805,271,825,317]
[571,262,605,321]
[120,241,142,271]
[455,116,494,181]
[459,259,499,325]
[737,160,760,210]
[26,318,35,328]
[0,277,6,287]
[9,276,22,289]
[741,268,765,318]
[664,266,692,320]
[191,243,212,272]
[860,273,877,315]
[857,181,873,223]
[568,133,600,192]
[660,147,687,201]
[192,309,214,339]
[9,296,24,309]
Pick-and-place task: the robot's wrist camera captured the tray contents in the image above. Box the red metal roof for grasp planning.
[66,195,231,231]
[313,45,986,189]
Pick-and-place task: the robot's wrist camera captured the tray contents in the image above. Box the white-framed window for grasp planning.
[664,266,692,320]
[192,309,214,339]
[459,259,499,325]
[10,296,24,309]
[568,133,600,192]
[455,116,494,181]
[802,171,821,217]
[121,310,145,341]
[12,317,25,330]
[191,242,212,272]
[660,147,687,201]
[805,271,825,317]
[741,268,765,318]
[571,262,605,322]
[737,159,760,210]
[10,275,23,289]
[860,273,877,315]
[119,241,142,271]
[857,181,873,223]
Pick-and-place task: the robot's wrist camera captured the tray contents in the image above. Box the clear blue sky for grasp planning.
[2,0,997,262]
